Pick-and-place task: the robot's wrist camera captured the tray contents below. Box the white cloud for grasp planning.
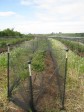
[16,0,84,33]
[1,19,84,33]
[21,0,57,8]
[21,0,84,22]
[21,0,32,5]
[1,0,84,33]
[13,20,84,33]
[0,11,16,17]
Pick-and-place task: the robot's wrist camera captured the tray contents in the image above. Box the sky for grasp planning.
[0,0,84,34]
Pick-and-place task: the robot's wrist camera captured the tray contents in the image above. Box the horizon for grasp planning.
[0,28,84,34]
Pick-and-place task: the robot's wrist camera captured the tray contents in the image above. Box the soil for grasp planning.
[77,52,84,57]
[34,51,60,112]
[4,51,60,112]
[0,48,7,53]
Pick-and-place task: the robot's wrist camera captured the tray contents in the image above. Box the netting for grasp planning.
[54,37,84,57]
[48,38,68,109]
[8,40,35,111]
[7,38,49,111]
[7,37,68,111]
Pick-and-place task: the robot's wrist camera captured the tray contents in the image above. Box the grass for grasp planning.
[0,38,48,111]
[55,38,84,54]
[32,50,45,72]
[0,53,7,68]
[32,38,48,72]
[49,38,84,111]
[0,36,33,48]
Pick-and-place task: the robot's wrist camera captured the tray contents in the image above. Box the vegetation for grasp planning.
[0,29,34,53]
[49,32,84,37]
[0,35,84,111]
[0,37,48,111]
[32,50,45,72]
[0,28,22,37]
[62,33,84,37]
[0,37,32,48]
[54,37,84,56]
[49,38,84,111]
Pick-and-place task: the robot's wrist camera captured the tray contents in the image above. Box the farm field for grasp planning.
[0,36,84,112]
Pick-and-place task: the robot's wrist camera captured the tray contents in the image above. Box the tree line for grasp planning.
[0,28,24,37]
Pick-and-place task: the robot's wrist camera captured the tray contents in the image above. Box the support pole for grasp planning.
[61,48,69,111]
[28,61,36,112]
[7,44,10,98]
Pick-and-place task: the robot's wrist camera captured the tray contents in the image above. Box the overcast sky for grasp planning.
[0,0,84,34]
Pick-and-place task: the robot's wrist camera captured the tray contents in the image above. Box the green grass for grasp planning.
[49,38,84,83]
[0,37,49,111]
[0,53,7,68]
[32,38,48,72]
[0,36,33,48]
[55,38,84,54]
[0,40,34,111]
[49,38,84,111]
[32,50,45,72]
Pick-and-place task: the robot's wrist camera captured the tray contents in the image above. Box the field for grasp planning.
[0,36,84,112]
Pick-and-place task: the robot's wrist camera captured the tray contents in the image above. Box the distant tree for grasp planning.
[51,32,55,35]
[0,28,23,37]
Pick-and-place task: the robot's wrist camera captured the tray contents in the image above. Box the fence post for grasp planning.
[7,44,10,99]
[61,48,69,111]
[28,61,36,112]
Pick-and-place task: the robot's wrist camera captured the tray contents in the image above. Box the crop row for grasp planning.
[0,37,49,110]
[0,36,34,48]
[54,38,84,55]
[49,38,84,111]
[59,37,84,44]
[0,37,49,79]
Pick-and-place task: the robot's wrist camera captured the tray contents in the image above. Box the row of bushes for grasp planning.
[0,37,33,48]
[55,38,84,53]
[0,28,22,37]
[0,28,34,49]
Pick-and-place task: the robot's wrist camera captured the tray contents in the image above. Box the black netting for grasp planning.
[7,37,68,111]
[48,38,67,108]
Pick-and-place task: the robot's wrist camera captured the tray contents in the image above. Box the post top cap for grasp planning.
[7,44,10,46]
[65,48,69,52]
[28,61,31,64]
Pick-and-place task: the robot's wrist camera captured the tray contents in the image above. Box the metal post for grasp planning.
[61,48,69,111]
[7,44,10,98]
[28,61,36,112]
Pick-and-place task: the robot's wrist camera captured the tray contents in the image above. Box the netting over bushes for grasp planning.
[7,37,68,111]
[48,38,68,108]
